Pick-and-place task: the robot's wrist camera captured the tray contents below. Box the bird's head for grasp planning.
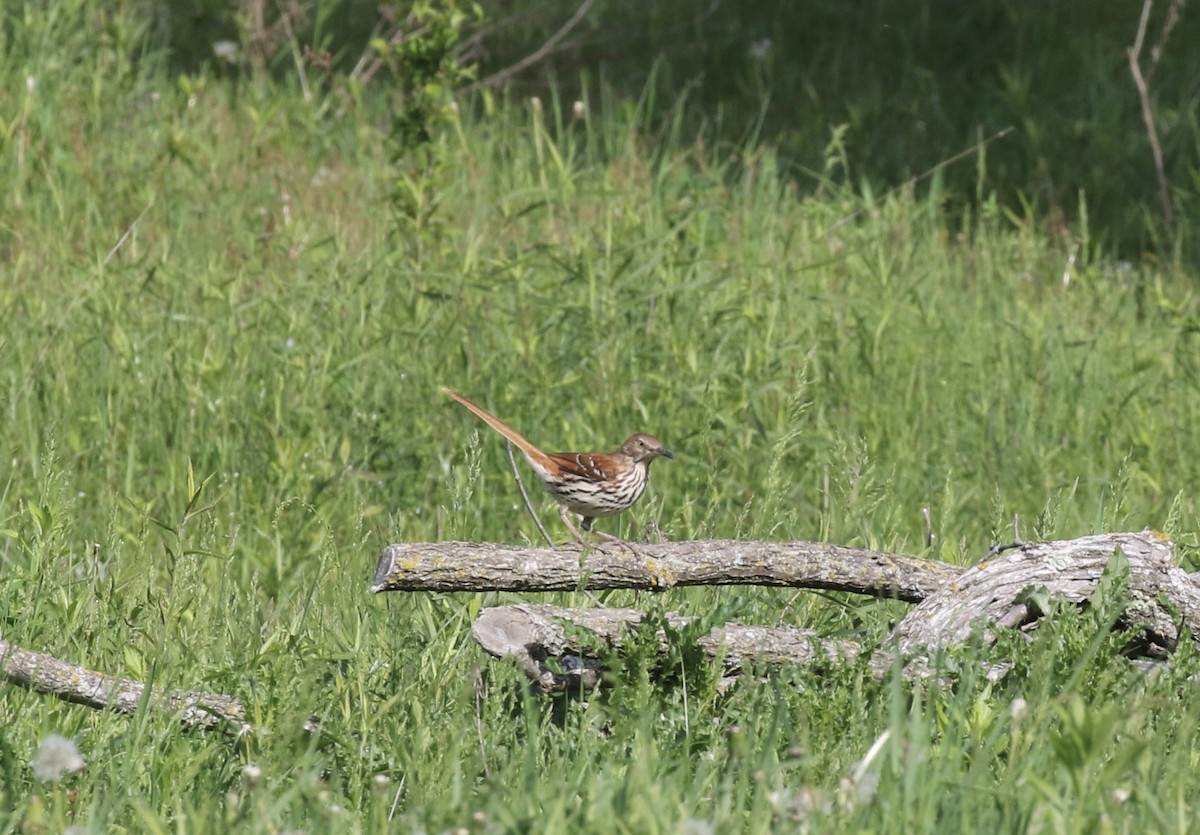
[620,433,673,465]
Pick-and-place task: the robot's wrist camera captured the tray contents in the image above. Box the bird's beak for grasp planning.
[659,447,674,459]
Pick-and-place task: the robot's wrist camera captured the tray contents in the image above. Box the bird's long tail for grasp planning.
[442,388,552,468]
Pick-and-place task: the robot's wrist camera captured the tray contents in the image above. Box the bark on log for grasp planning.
[1,639,247,731]
[873,530,1197,676]
[472,603,861,692]
[377,531,1197,688]
[457,532,1198,686]
[372,540,957,602]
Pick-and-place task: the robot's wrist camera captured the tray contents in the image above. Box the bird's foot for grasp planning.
[592,530,641,557]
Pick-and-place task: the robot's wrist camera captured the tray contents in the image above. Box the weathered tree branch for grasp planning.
[472,603,860,692]
[438,531,1197,688]
[1,640,247,731]
[872,530,1196,677]
[371,540,957,602]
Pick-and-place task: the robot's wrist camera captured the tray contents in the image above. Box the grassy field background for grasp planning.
[4,9,1200,832]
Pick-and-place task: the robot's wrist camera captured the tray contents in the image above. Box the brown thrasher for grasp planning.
[442,388,673,547]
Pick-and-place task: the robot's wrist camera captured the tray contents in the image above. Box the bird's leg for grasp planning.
[558,509,612,606]
[581,516,640,557]
[558,505,589,546]
[557,507,638,555]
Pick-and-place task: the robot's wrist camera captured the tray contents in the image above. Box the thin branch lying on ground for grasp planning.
[1,640,247,731]
[371,539,957,602]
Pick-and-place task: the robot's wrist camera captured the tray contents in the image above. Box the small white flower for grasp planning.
[573,101,585,120]
[1010,697,1028,721]
[32,734,85,781]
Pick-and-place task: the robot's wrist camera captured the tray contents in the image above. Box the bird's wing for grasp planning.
[544,452,615,482]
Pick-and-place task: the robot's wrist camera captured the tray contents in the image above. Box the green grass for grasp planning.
[476,0,1200,261]
[3,11,1200,832]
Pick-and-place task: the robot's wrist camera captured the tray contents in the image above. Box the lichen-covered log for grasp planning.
[1,640,247,731]
[372,540,957,602]
[472,604,860,692]
[873,530,1198,676]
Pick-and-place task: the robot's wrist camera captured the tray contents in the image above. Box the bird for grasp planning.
[442,387,673,548]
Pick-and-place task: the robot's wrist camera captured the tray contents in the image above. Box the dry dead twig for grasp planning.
[1127,0,1180,226]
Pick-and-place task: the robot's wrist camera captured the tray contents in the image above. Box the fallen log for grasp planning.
[1,640,247,731]
[375,531,1199,687]
[872,529,1197,676]
[472,603,861,692]
[371,539,957,602]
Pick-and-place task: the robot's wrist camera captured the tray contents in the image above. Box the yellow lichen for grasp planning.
[645,560,677,589]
